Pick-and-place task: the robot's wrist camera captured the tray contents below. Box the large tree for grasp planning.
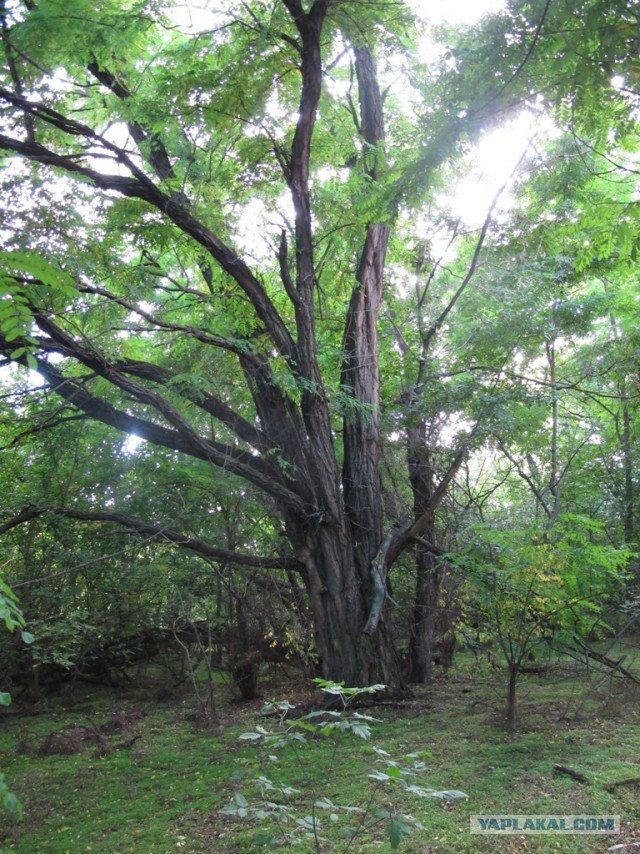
[0,0,637,689]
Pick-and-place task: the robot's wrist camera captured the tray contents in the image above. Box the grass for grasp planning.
[0,649,639,853]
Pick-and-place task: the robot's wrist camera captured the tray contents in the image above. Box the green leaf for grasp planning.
[0,251,76,294]
[5,793,20,814]
[385,819,411,849]
[436,789,468,800]
[296,816,321,830]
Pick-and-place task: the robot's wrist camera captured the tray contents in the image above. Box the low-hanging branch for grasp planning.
[0,505,303,573]
[14,299,274,457]
[16,270,314,488]
[26,320,265,466]
[571,636,640,685]
[0,344,310,514]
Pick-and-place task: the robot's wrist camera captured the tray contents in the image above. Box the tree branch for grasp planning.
[386,424,481,569]
[497,439,551,514]
[421,148,529,354]
[1,340,309,513]
[1,13,35,142]
[0,103,296,363]
[0,506,303,572]
[478,0,553,116]
[86,57,178,184]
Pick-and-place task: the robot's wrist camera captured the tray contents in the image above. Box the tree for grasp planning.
[0,0,637,690]
[461,519,631,728]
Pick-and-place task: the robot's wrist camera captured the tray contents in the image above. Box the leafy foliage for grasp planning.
[0,0,639,697]
[458,517,633,725]
[222,681,467,850]
[0,250,76,369]
[0,569,31,821]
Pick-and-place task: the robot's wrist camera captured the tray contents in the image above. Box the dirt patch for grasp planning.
[96,708,147,734]
[40,725,104,756]
[17,709,146,757]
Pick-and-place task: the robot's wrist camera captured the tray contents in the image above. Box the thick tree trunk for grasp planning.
[287,514,403,689]
[332,43,403,690]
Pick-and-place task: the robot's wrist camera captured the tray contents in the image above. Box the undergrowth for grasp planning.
[0,652,638,852]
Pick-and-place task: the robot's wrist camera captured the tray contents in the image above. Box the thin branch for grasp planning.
[477,0,552,116]
[443,364,638,401]
[421,146,530,354]
[494,437,551,517]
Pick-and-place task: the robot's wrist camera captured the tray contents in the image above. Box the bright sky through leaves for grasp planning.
[408,0,506,25]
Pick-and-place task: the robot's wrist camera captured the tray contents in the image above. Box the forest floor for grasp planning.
[0,641,639,853]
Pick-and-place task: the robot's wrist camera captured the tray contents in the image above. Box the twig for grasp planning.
[605,777,640,793]
[571,637,640,685]
[553,764,589,784]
